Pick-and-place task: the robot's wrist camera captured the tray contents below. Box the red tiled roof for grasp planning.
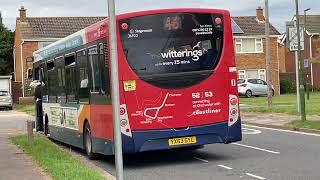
[232,16,280,36]
[17,17,106,39]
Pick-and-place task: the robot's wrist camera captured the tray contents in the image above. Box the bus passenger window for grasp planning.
[47,61,57,103]
[65,55,77,103]
[100,43,110,98]
[88,47,100,93]
[56,57,66,104]
[40,65,48,98]
[77,50,89,103]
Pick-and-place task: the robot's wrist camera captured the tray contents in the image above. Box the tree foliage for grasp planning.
[0,12,14,76]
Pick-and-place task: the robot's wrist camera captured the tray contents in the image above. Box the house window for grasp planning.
[235,38,263,53]
[238,70,246,79]
[237,69,266,81]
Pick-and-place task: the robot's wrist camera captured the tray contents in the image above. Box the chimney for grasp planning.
[256,6,265,21]
[19,6,27,21]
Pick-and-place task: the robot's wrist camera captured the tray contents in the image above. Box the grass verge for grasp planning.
[240,92,320,116]
[287,120,320,130]
[14,104,36,116]
[10,134,105,180]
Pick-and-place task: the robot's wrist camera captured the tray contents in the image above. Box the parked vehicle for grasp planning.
[238,79,274,98]
[0,76,12,110]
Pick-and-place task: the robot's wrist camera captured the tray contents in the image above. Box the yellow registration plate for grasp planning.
[168,136,197,146]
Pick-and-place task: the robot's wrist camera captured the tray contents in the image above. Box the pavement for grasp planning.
[241,112,320,133]
[0,110,49,180]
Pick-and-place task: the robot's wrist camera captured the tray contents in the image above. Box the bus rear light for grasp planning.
[215,17,222,25]
[120,107,126,115]
[230,98,238,106]
[121,23,129,30]
[120,104,132,137]
[120,119,128,127]
[231,109,237,116]
[229,95,239,126]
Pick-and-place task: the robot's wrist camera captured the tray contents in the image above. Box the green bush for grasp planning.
[280,79,296,94]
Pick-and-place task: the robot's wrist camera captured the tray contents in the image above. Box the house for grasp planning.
[232,7,281,95]
[278,15,320,91]
[13,6,104,102]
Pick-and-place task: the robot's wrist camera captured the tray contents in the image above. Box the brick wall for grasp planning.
[14,19,39,98]
[311,36,320,89]
[11,81,22,103]
[14,22,22,82]
[282,35,320,90]
[278,45,286,73]
[235,37,280,95]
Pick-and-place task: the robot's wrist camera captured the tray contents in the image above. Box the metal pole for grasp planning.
[107,0,124,179]
[295,51,300,113]
[265,0,272,107]
[295,0,306,121]
[304,8,310,100]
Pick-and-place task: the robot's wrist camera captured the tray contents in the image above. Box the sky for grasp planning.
[0,0,319,33]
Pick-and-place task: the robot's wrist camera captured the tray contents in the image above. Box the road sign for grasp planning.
[288,27,304,51]
[304,59,309,68]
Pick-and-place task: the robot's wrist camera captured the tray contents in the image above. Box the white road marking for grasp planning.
[243,124,320,137]
[193,157,209,163]
[232,143,280,154]
[246,173,266,180]
[217,165,233,170]
[242,128,262,135]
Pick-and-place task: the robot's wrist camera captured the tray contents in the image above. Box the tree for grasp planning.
[0,11,14,76]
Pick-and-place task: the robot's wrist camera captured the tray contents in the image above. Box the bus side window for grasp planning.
[100,43,111,104]
[77,50,89,103]
[65,54,77,103]
[33,67,40,80]
[56,57,66,104]
[40,64,48,98]
[88,47,100,93]
[47,61,57,103]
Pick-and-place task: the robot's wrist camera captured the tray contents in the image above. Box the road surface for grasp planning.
[3,110,320,180]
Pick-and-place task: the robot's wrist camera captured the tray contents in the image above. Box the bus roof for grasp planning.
[33,8,230,63]
[33,18,109,62]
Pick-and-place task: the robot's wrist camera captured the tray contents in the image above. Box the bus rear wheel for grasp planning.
[84,123,96,160]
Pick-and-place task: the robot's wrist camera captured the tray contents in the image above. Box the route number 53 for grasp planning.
[205,91,213,97]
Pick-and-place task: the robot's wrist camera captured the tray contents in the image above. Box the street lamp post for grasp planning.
[265,0,272,107]
[295,0,307,121]
[107,0,124,179]
[304,8,311,100]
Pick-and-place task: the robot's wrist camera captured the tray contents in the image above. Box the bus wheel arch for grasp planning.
[83,120,96,159]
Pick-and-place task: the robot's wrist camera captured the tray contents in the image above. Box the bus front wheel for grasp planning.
[84,123,96,160]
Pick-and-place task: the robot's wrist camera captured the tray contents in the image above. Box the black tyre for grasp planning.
[84,123,96,160]
[245,90,253,98]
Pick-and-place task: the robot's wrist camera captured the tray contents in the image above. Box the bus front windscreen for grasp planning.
[120,12,224,89]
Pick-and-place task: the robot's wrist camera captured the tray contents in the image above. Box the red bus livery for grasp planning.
[33,8,242,158]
